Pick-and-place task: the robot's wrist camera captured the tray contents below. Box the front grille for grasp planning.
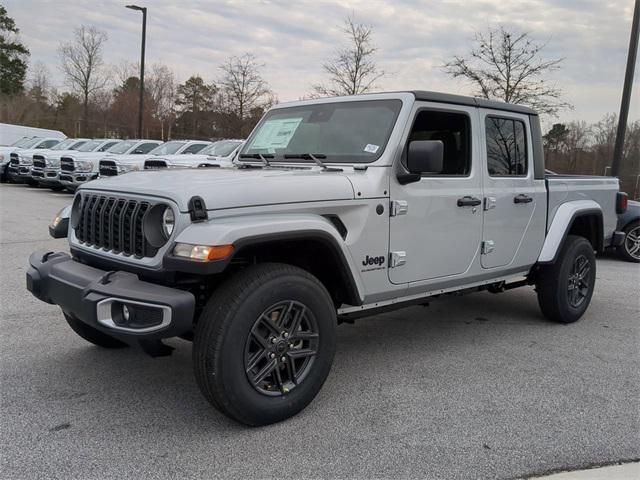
[61,157,75,172]
[74,194,156,258]
[144,160,167,169]
[10,153,18,165]
[33,155,46,169]
[99,160,118,176]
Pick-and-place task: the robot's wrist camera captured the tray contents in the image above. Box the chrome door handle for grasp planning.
[457,196,482,207]
[514,194,533,204]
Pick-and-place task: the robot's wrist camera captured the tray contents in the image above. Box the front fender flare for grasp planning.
[165,213,365,303]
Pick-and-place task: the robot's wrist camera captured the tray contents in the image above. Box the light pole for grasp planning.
[126,4,147,139]
[611,0,639,177]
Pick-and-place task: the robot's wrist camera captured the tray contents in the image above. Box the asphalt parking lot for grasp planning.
[1,182,638,480]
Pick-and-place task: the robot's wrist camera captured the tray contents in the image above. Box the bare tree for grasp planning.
[443,26,572,116]
[312,17,384,97]
[147,63,176,140]
[219,53,272,133]
[58,25,109,134]
[563,121,591,173]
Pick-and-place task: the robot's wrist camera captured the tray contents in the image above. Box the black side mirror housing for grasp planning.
[407,140,444,174]
[49,205,71,239]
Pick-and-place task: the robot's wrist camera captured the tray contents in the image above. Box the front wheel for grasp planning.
[193,263,337,426]
[536,235,596,324]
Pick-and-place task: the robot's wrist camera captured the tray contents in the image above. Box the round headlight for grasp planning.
[162,208,175,238]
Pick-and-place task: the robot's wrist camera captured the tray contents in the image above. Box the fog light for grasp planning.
[122,304,131,321]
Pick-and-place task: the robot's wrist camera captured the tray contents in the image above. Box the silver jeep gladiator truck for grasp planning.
[27,91,627,426]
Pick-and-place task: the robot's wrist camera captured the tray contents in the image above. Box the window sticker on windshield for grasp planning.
[364,144,379,154]
[250,118,303,151]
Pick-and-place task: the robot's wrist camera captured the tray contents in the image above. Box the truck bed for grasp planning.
[546,175,620,241]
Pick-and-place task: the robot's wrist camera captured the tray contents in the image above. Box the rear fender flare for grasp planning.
[538,200,603,264]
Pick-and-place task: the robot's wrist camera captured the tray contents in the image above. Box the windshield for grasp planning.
[201,140,242,156]
[149,141,185,155]
[107,140,137,154]
[11,137,33,147]
[77,140,102,152]
[50,139,77,150]
[241,99,402,163]
[18,137,43,149]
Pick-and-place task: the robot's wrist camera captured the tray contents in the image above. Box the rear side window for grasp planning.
[485,117,527,176]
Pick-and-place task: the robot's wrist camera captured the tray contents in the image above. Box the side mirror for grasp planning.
[49,205,71,239]
[133,149,144,154]
[407,140,444,174]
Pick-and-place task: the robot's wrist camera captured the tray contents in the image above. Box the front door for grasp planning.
[389,103,483,284]
[480,111,537,269]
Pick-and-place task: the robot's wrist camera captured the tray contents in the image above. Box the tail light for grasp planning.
[616,192,628,214]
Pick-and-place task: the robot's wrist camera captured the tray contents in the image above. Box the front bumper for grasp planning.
[8,164,33,182]
[33,168,62,186]
[26,251,196,343]
[59,171,97,188]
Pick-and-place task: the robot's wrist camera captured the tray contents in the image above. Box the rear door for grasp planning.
[480,110,539,269]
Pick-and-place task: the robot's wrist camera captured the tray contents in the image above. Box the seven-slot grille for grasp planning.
[144,160,167,169]
[33,155,46,169]
[99,160,118,176]
[10,153,19,165]
[60,157,75,172]
[74,194,156,258]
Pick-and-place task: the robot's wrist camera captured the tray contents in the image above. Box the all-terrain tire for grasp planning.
[63,312,128,348]
[536,235,596,324]
[193,263,337,426]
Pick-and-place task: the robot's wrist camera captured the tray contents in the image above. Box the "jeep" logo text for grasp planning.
[362,255,385,267]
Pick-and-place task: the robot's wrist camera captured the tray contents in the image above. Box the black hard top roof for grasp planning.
[409,90,537,115]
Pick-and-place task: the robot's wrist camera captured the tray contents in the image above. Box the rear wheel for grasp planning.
[193,263,336,426]
[63,312,128,348]
[617,221,640,263]
[536,235,596,324]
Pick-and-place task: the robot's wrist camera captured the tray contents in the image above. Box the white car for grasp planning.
[7,137,67,183]
[144,139,243,170]
[99,140,211,177]
[32,139,121,191]
[59,139,163,190]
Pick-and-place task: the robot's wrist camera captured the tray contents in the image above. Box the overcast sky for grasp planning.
[5,0,639,125]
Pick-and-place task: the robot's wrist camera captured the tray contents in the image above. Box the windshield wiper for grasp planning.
[283,153,343,172]
[239,153,274,167]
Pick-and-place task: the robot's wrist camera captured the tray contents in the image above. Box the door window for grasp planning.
[485,117,527,176]
[135,142,161,154]
[182,143,208,154]
[406,110,471,175]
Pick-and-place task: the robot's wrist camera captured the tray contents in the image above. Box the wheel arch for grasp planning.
[170,213,365,306]
[538,200,604,264]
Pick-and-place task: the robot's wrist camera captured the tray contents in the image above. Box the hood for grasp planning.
[38,149,78,160]
[82,167,355,212]
[155,154,211,166]
[105,154,155,166]
[61,151,117,161]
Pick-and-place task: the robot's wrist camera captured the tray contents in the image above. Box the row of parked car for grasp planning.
[0,136,243,191]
